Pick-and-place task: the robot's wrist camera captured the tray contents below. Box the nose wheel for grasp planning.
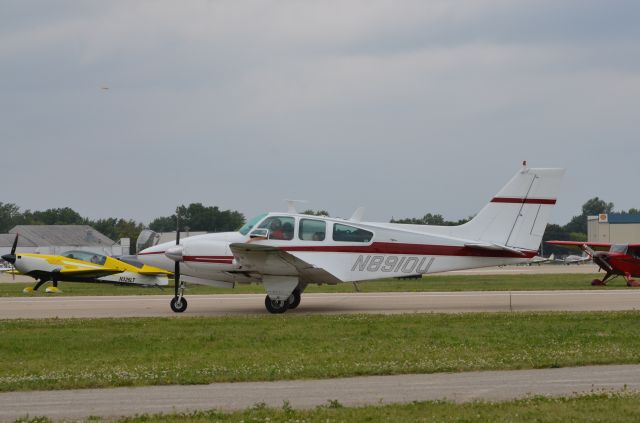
[170,280,187,313]
[170,296,188,312]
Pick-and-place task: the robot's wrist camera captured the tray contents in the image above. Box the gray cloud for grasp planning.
[1,1,639,224]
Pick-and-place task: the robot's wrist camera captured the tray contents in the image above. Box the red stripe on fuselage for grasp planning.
[491,197,556,205]
[183,256,234,264]
[281,242,536,259]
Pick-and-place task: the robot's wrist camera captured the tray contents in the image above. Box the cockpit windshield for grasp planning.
[62,250,107,265]
[610,244,628,254]
[238,213,268,235]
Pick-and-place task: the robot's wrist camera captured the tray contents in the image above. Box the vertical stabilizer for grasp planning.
[455,165,565,251]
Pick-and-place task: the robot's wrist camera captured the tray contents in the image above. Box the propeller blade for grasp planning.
[11,234,18,255]
[2,234,18,264]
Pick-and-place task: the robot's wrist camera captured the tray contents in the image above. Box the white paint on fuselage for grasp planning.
[137,213,532,286]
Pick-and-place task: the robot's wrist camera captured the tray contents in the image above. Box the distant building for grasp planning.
[0,225,129,256]
[588,214,640,244]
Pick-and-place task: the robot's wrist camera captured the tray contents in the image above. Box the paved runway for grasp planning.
[1,289,639,319]
[1,364,639,421]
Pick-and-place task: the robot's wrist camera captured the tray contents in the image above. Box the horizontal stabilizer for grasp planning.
[464,242,528,256]
[545,241,613,251]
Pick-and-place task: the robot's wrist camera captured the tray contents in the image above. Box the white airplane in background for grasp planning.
[560,254,591,265]
[526,254,555,266]
[138,163,565,314]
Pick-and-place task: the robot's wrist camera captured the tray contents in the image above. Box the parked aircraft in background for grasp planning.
[560,254,591,265]
[1,235,170,293]
[526,254,555,266]
[138,163,564,314]
[546,241,640,286]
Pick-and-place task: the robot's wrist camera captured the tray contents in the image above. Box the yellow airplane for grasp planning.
[2,234,170,293]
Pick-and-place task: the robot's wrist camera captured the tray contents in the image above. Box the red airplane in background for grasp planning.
[546,241,640,286]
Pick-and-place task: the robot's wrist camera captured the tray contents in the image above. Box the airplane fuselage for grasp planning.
[138,213,536,286]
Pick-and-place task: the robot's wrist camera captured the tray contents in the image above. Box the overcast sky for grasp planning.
[2,0,639,226]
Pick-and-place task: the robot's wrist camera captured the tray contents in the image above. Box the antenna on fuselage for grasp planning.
[285,199,307,213]
[350,207,365,222]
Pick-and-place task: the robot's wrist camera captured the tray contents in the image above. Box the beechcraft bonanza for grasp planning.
[546,240,640,286]
[1,234,170,293]
[138,164,565,314]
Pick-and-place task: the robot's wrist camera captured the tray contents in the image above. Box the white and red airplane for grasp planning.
[138,164,564,314]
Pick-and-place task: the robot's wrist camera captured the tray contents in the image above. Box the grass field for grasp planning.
[0,272,618,297]
[13,392,640,422]
[2,311,639,392]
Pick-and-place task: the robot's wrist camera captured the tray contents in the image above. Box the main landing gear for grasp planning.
[625,273,640,287]
[23,279,61,294]
[264,288,301,314]
[592,272,640,287]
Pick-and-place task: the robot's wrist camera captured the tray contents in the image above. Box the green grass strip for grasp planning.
[0,272,616,297]
[1,311,639,392]
[12,392,640,423]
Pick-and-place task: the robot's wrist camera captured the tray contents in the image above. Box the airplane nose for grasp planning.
[2,254,16,264]
[165,246,183,262]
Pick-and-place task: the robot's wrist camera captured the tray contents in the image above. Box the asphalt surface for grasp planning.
[2,364,639,421]
[1,289,639,319]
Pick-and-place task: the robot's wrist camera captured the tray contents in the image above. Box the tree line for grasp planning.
[1,198,638,257]
[0,202,246,254]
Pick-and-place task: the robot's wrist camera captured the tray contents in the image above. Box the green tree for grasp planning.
[149,203,245,233]
[0,203,23,233]
[301,210,330,217]
[391,213,469,226]
[564,197,614,234]
[23,207,85,225]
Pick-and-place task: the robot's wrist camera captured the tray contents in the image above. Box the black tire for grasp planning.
[170,296,188,313]
[287,289,301,309]
[265,295,288,314]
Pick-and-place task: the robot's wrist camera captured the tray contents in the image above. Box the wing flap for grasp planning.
[229,243,343,285]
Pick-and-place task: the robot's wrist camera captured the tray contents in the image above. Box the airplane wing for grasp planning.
[136,269,172,276]
[229,243,343,285]
[545,241,612,251]
[54,268,123,278]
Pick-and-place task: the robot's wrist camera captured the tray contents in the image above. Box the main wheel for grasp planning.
[170,296,188,313]
[287,289,301,310]
[591,279,606,286]
[265,295,288,314]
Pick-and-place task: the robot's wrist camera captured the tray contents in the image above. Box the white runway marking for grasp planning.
[1,290,639,319]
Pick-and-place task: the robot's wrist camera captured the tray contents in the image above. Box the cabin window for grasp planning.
[62,250,107,266]
[258,216,295,240]
[299,219,326,241]
[332,223,373,243]
[628,246,640,259]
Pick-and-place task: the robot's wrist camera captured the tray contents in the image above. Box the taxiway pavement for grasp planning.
[2,364,639,421]
[1,289,639,319]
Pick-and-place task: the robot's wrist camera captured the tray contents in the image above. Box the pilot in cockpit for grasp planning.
[269,219,285,239]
